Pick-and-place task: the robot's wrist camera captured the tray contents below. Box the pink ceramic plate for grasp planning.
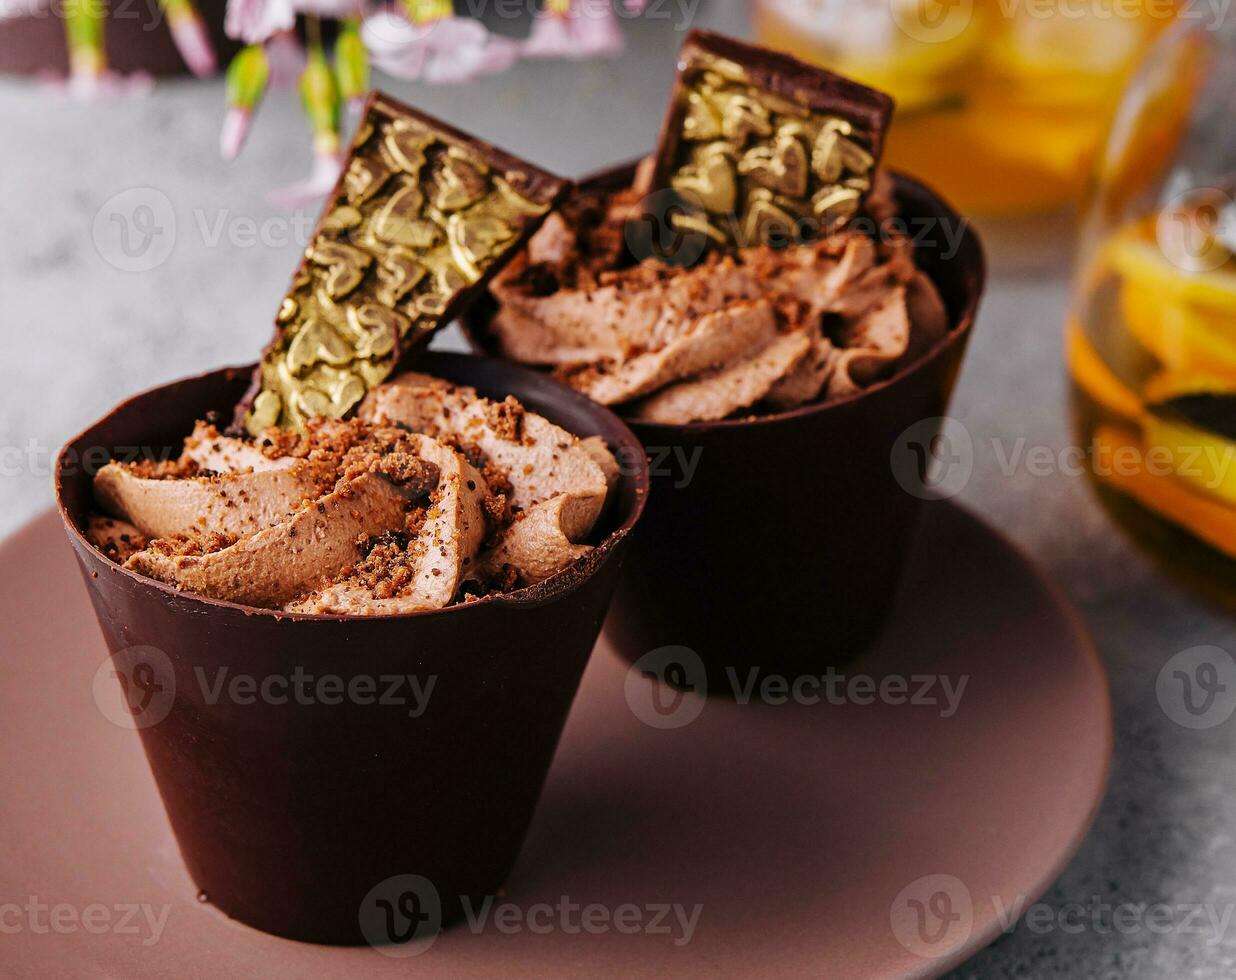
[0,501,1110,978]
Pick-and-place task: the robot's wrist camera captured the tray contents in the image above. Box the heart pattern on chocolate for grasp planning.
[344,156,395,205]
[383,118,434,174]
[286,318,355,375]
[671,144,737,215]
[683,90,723,141]
[742,191,800,247]
[448,213,515,282]
[658,39,884,249]
[345,304,403,359]
[720,93,773,145]
[373,181,440,250]
[307,239,373,300]
[433,152,488,212]
[738,131,809,198]
[249,97,558,435]
[375,247,427,306]
[812,185,862,229]
[321,205,362,234]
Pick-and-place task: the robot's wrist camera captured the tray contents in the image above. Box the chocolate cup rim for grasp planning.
[55,352,650,623]
[461,162,987,433]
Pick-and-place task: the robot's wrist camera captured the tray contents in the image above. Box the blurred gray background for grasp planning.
[2,2,1236,977]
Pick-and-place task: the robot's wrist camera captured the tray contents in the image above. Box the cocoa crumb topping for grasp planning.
[481,461,513,500]
[128,457,199,480]
[481,492,510,528]
[372,453,441,496]
[256,427,300,460]
[484,396,525,442]
[147,529,238,558]
[89,373,615,614]
[491,169,946,423]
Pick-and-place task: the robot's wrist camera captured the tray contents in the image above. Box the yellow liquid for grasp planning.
[752,0,1176,215]
[1069,218,1236,564]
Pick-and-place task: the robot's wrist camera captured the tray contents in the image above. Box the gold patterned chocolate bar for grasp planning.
[239,92,569,435]
[650,31,893,251]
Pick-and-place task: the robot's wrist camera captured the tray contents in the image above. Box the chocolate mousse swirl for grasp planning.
[88,375,617,615]
[487,168,950,424]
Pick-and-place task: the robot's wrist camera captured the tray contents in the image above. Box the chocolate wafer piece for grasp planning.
[649,30,894,252]
[238,91,570,435]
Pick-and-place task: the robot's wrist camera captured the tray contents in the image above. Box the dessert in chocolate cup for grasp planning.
[55,92,648,944]
[461,31,985,693]
[55,352,649,944]
[463,156,984,691]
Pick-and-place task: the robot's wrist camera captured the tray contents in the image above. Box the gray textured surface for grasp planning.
[2,3,1235,977]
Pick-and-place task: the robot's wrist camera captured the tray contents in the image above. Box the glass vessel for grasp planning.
[1067,19,1236,572]
[750,0,1178,215]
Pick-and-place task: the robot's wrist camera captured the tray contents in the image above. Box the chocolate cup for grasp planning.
[462,164,985,692]
[55,352,649,944]
[0,0,239,77]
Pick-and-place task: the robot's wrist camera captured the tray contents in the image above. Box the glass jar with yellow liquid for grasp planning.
[751,0,1179,215]
[1068,20,1236,573]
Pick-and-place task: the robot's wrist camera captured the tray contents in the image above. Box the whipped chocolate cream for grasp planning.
[86,375,617,615]
[487,165,951,424]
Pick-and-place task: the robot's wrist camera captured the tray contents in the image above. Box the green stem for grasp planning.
[405,0,452,25]
[300,40,341,152]
[64,0,107,74]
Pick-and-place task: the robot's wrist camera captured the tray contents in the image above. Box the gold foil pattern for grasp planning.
[653,32,892,251]
[245,93,564,435]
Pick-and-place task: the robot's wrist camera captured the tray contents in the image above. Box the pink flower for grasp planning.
[224,0,293,44]
[168,11,218,77]
[224,0,359,44]
[219,105,253,159]
[296,0,361,17]
[361,9,518,84]
[264,29,305,87]
[524,0,625,60]
[268,147,344,208]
